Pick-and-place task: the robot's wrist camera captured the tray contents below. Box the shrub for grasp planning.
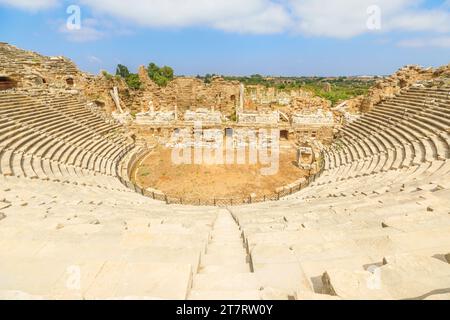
[147,62,174,87]
[116,64,130,78]
[101,70,113,80]
[125,74,142,90]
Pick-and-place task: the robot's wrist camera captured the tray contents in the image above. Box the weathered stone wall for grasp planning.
[238,111,279,125]
[244,85,331,117]
[82,75,129,114]
[293,127,335,145]
[292,109,334,126]
[184,108,222,124]
[133,69,241,117]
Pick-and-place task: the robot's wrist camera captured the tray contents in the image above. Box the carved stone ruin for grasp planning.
[184,108,222,124]
[237,111,279,125]
[292,109,334,127]
[297,145,314,169]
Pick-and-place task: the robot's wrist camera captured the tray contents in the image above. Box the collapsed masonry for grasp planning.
[346,64,450,113]
[0,42,82,91]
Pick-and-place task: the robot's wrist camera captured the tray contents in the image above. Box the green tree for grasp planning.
[204,74,213,84]
[116,64,130,78]
[147,63,159,79]
[101,70,113,80]
[159,66,174,80]
[153,73,169,87]
[125,74,142,90]
[146,62,174,87]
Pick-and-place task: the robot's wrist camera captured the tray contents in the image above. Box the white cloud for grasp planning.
[59,18,104,42]
[213,3,291,34]
[289,0,450,38]
[87,55,102,64]
[386,10,450,33]
[398,36,450,48]
[2,0,450,38]
[0,0,57,11]
[79,0,291,34]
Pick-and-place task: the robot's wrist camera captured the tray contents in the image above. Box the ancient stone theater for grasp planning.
[0,43,450,300]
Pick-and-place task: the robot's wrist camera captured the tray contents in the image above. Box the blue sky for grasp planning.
[0,0,449,76]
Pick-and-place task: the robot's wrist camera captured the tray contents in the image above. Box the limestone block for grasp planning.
[84,262,193,300]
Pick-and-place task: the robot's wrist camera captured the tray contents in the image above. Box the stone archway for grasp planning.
[225,128,234,138]
[0,76,17,90]
[280,130,289,140]
[66,77,74,86]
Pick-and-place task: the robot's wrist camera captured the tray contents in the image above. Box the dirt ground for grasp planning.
[133,143,309,201]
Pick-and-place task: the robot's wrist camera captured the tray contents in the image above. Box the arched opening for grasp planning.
[230,95,236,103]
[93,100,105,108]
[280,130,289,140]
[66,77,74,86]
[0,76,17,90]
[33,77,45,85]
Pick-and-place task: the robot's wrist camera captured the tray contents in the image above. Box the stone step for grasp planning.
[199,264,251,274]
[188,290,262,300]
[207,243,245,252]
[208,239,245,247]
[192,273,261,291]
[212,226,241,233]
[211,231,242,238]
[211,233,243,241]
[201,252,248,266]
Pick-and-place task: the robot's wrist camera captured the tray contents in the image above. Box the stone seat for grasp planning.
[322,254,450,300]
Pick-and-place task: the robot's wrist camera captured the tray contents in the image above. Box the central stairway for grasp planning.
[188,209,261,300]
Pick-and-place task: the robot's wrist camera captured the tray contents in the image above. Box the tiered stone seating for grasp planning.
[226,86,450,300]
[230,159,450,299]
[322,87,450,183]
[0,175,218,299]
[0,92,133,188]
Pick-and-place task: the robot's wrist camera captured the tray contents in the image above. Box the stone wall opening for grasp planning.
[0,76,17,90]
[93,100,105,108]
[66,77,74,86]
[280,130,289,140]
[225,128,234,138]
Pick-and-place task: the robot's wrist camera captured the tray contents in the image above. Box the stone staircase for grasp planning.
[188,209,261,300]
